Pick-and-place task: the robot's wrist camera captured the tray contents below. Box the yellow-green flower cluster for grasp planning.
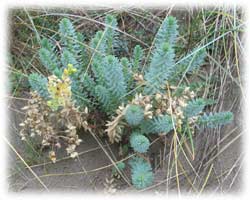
[62,63,77,77]
[47,64,77,110]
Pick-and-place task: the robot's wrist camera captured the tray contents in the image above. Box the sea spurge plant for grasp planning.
[183,98,207,118]
[125,105,144,126]
[47,63,77,111]
[198,112,233,128]
[141,115,174,135]
[20,15,234,190]
[129,132,150,153]
[144,42,175,94]
[132,45,144,72]
[105,94,154,144]
[28,73,49,99]
[129,156,154,189]
[19,92,89,162]
[47,75,71,110]
[39,38,61,77]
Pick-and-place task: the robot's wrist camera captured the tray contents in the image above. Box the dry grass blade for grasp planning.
[166,82,180,194]
[198,164,214,195]
[213,152,243,193]
[177,159,198,192]
[3,136,49,191]
[204,132,242,168]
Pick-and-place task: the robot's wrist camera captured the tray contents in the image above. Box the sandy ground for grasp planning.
[7,82,243,194]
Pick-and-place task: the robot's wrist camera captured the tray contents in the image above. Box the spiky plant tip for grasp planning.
[129,156,153,189]
[141,115,174,135]
[162,42,170,52]
[59,18,76,37]
[144,40,175,94]
[130,132,150,153]
[121,57,130,68]
[105,14,117,24]
[131,167,154,189]
[125,105,144,126]
[155,16,179,49]
[198,111,234,128]
[184,98,207,118]
[132,45,143,71]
